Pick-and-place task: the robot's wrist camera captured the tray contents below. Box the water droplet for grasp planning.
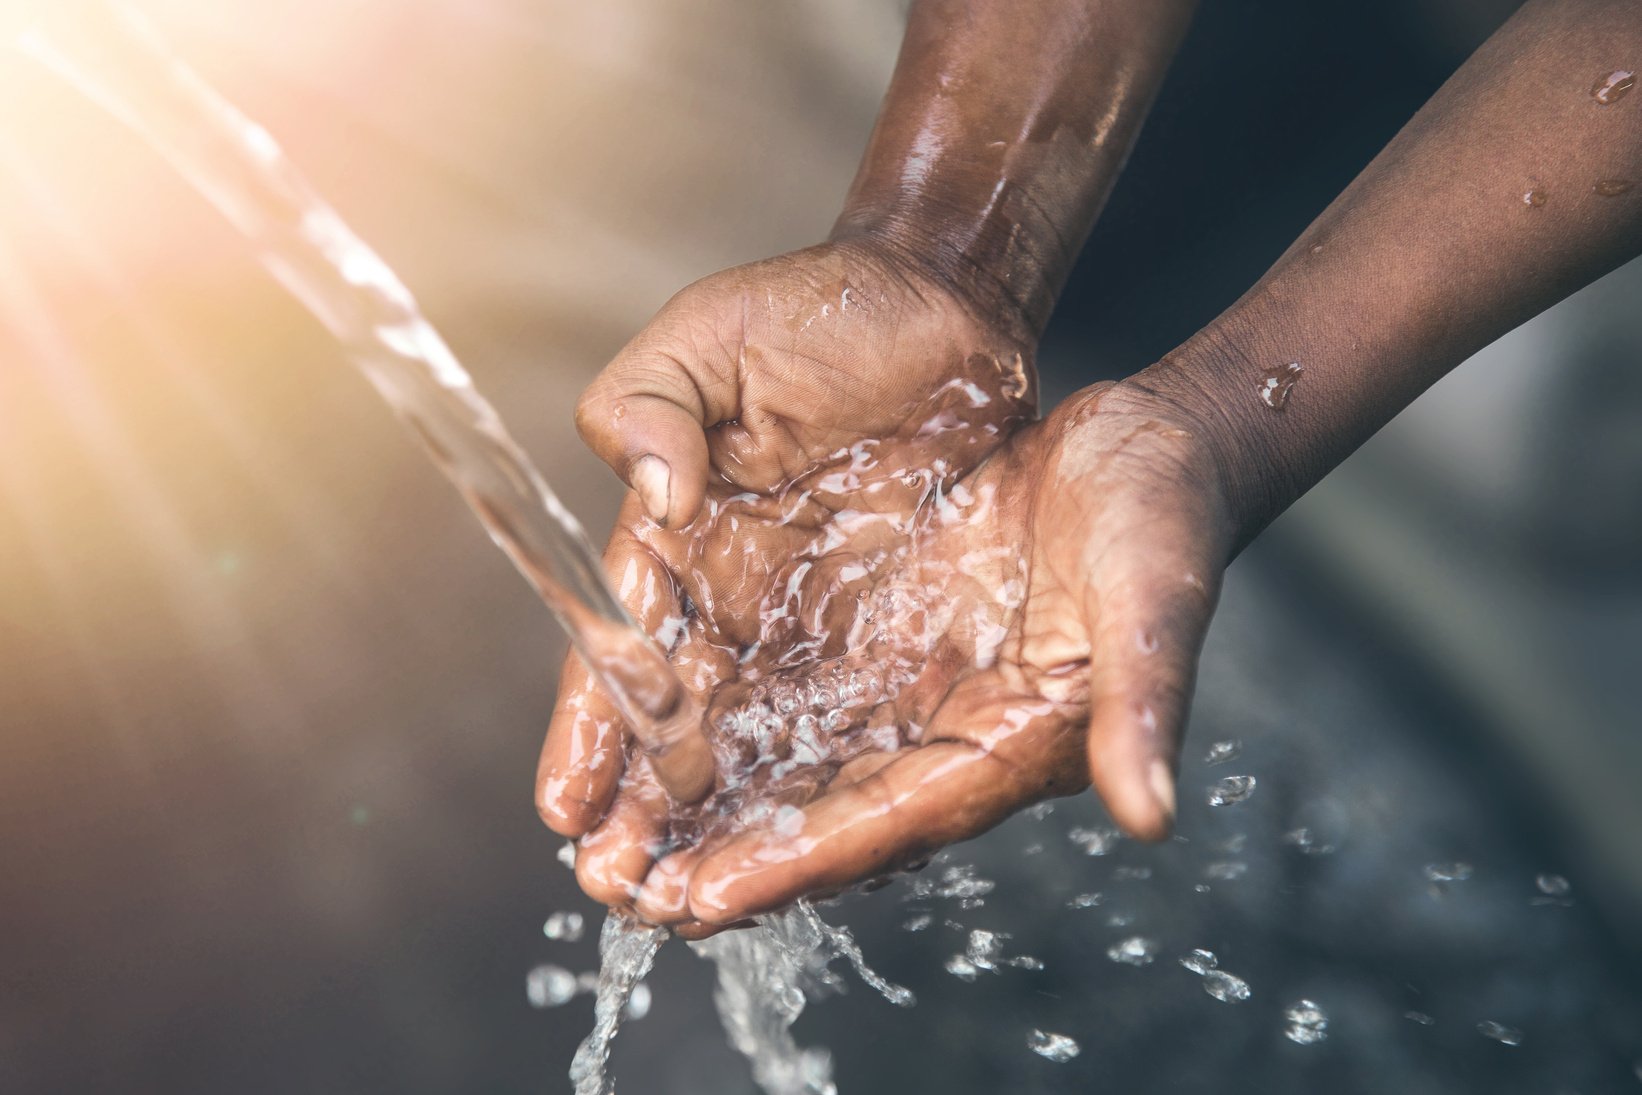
[624,982,652,1020]
[1201,969,1252,1003]
[1423,862,1474,883]
[1405,1010,1436,1026]
[1283,999,1329,1044]
[1112,866,1153,882]
[525,964,578,1008]
[1283,827,1336,855]
[1023,842,1045,855]
[1594,178,1635,196]
[1204,861,1249,881]
[1106,935,1158,966]
[1523,187,1547,207]
[1477,1020,1523,1046]
[945,954,979,981]
[1203,739,1242,765]
[1066,892,1105,909]
[1105,911,1135,928]
[1257,362,1303,410]
[1207,775,1257,806]
[1023,802,1055,821]
[902,912,933,932]
[557,841,577,869]
[543,911,586,942]
[1008,955,1045,971]
[1027,1029,1081,1063]
[966,929,1006,972]
[1068,826,1122,855]
[1179,948,1219,975]
[1535,873,1571,896]
[1593,69,1636,104]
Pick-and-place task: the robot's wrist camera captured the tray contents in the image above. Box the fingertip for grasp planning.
[1086,718,1176,844]
[629,454,672,527]
[535,777,595,838]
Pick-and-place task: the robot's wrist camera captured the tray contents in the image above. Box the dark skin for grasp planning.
[542,0,1642,931]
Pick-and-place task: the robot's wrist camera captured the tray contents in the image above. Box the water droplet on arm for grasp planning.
[1593,69,1636,104]
[1594,178,1634,196]
[1523,188,1547,207]
[1257,362,1303,410]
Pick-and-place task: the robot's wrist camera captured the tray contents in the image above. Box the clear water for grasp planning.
[16,2,710,789]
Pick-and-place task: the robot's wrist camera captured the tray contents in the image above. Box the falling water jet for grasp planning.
[14,0,714,801]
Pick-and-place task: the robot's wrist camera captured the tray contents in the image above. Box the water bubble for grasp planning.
[526,964,578,1008]
[1067,892,1105,909]
[1023,802,1055,821]
[1112,866,1153,882]
[1207,775,1257,806]
[1477,1020,1523,1046]
[1203,739,1242,765]
[1283,827,1336,855]
[557,841,577,869]
[1204,861,1248,881]
[1179,948,1219,975]
[1106,936,1158,967]
[1068,826,1122,855]
[1423,862,1474,883]
[1405,1011,1436,1026]
[902,912,933,932]
[1593,69,1636,104]
[624,982,652,1020]
[1594,178,1635,196]
[1105,910,1136,928]
[1201,970,1251,1003]
[1009,956,1045,971]
[543,911,586,942]
[1536,873,1572,896]
[945,954,979,982]
[1283,999,1329,1045]
[1027,1029,1081,1063]
[1523,187,1548,207]
[1257,362,1303,411]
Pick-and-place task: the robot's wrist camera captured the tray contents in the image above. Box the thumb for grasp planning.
[574,334,735,528]
[1082,551,1220,842]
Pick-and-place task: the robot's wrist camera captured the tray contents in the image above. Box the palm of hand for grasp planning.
[549,374,1233,931]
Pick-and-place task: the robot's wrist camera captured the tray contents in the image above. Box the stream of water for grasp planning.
[14,0,714,802]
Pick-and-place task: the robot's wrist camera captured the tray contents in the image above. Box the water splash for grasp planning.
[1476,1020,1523,1046]
[17,2,712,799]
[568,914,666,1095]
[690,901,913,1095]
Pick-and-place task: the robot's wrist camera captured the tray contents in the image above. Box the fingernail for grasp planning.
[1147,758,1177,824]
[631,455,671,526]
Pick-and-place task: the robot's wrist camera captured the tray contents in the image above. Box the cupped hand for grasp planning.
[629,380,1237,927]
[535,238,1038,855]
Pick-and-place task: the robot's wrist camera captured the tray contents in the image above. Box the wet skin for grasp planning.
[542,0,1642,929]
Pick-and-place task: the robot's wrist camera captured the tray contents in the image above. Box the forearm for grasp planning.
[831,0,1196,340]
[1150,0,1642,542]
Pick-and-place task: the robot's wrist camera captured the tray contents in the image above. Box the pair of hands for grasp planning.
[536,239,1236,934]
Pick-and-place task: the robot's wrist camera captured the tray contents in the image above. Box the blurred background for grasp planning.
[1,0,1639,1091]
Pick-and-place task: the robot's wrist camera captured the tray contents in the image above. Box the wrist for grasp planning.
[830,201,1057,347]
